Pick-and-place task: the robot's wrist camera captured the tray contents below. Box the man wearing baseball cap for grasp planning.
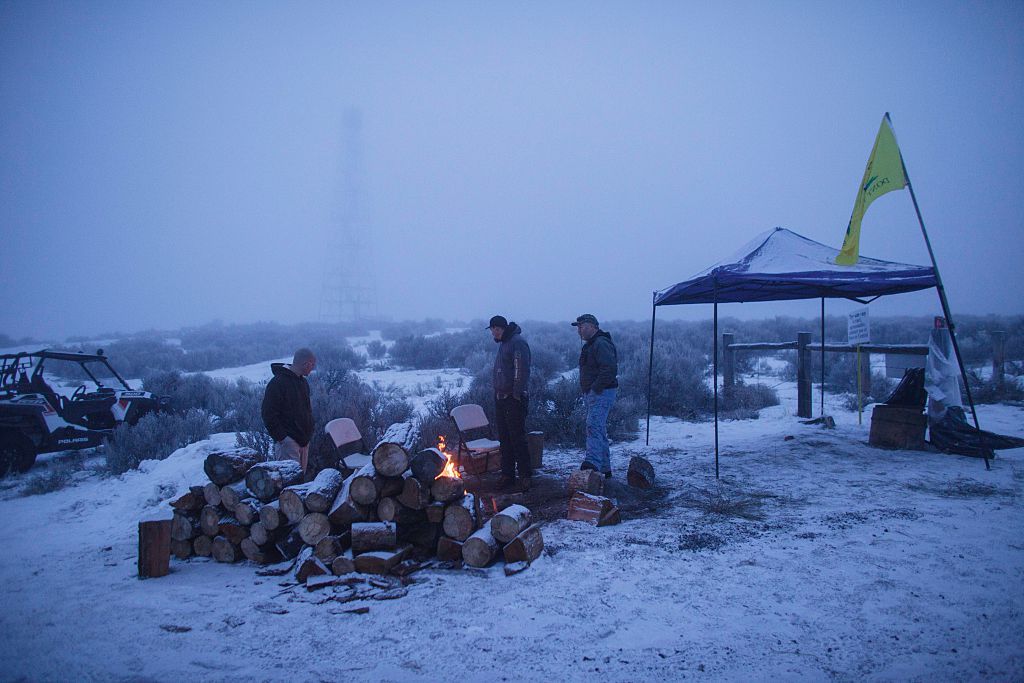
[572,314,618,478]
[488,315,532,491]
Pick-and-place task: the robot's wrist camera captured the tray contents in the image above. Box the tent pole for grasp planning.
[714,295,719,479]
[646,298,657,445]
[821,298,826,416]
[887,112,989,470]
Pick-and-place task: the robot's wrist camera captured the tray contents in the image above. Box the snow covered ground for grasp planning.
[0,369,1021,681]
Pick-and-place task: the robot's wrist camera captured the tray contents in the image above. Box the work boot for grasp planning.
[519,476,531,492]
[580,461,597,471]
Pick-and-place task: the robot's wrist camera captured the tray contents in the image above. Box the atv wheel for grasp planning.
[0,433,37,477]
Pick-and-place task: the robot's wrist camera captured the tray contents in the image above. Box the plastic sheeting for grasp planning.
[925,327,962,421]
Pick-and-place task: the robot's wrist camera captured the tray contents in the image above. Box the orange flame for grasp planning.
[435,435,461,480]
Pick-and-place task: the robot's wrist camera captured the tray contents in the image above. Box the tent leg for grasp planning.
[821,297,826,417]
[714,299,719,480]
[646,300,657,446]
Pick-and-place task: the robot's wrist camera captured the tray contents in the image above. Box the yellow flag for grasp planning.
[836,115,908,265]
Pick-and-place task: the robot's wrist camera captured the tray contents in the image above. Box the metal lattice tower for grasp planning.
[319,108,379,323]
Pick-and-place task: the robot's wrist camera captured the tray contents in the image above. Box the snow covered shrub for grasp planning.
[966,370,1024,404]
[104,409,212,474]
[389,335,450,369]
[367,340,386,359]
[142,370,237,416]
[721,381,779,413]
[416,387,467,451]
[618,338,711,420]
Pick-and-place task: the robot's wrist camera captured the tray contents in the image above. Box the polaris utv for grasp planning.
[0,349,169,477]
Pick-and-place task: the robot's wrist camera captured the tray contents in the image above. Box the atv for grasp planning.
[0,349,169,477]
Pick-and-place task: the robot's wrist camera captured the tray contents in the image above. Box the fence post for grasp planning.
[992,331,1006,387]
[722,333,735,390]
[797,332,811,418]
[858,347,872,398]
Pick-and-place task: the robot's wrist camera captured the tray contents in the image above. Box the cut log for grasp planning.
[371,442,410,478]
[304,468,344,512]
[217,516,250,546]
[138,513,172,578]
[410,447,447,483]
[200,505,222,537]
[377,497,426,524]
[170,538,193,560]
[294,546,329,583]
[353,544,412,575]
[502,524,544,563]
[350,462,382,506]
[425,501,447,524]
[298,512,331,546]
[567,470,604,497]
[192,535,213,557]
[219,480,250,510]
[567,492,613,525]
[234,499,262,526]
[626,456,655,489]
[204,448,261,486]
[351,522,398,555]
[202,482,222,507]
[436,536,464,562]
[462,524,499,568]
[314,533,351,563]
[491,504,532,544]
[398,521,441,550]
[240,537,282,565]
[245,460,304,503]
[169,486,206,512]
[211,535,241,563]
[327,472,372,527]
[380,421,418,452]
[258,499,285,531]
[170,511,201,542]
[461,451,489,475]
[430,475,464,503]
[598,506,621,527]
[279,483,313,524]
[274,526,305,561]
[504,560,530,576]
[331,550,356,575]
[249,521,284,547]
[397,476,431,510]
[442,494,478,541]
[528,431,544,469]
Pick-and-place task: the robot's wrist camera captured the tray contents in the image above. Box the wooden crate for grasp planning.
[869,404,928,450]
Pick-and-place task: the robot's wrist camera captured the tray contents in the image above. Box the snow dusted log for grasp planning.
[567,470,604,497]
[430,475,464,503]
[436,536,463,562]
[314,533,351,563]
[380,421,419,452]
[240,537,282,565]
[203,448,261,486]
[351,522,398,555]
[442,494,479,541]
[211,535,242,563]
[598,506,621,527]
[171,512,201,541]
[217,516,250,546]
[303,468,344,512]
[353,544,412,575]
[169,486,206,512]
[298,512,331,546]
[371,442,410,478]
[462,525,499,568]
[328,472,372,527]
[410,448,447,483]
[249,521,285,547]
[279,484,312,524]
[138,513,172,578]
[425,501,447,523]
[567,492,613,525]
[219,481,250,510]
[377,497,426,524]
[491,504,531,544]
[200,505,222,537]
[331,550,356,575]
[170,539,193,561]
[398,476,431,510]
[203,482,223,507]
[193,535,213,557]
[294,547,329,583]
[245,460,304,503]
[502,524,544,564]
[234,499,262,526]
[627,456,656,489]
[350,463,383,506]
[258,500,285,531]
[275,526,305,561]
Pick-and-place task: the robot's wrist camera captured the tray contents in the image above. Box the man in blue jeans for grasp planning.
[572,314,618,478]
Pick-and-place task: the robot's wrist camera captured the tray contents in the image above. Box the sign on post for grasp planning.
[848,308,870,345]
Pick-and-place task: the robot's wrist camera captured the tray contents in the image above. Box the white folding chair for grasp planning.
[449,404,501,459]
[324,418,371,470]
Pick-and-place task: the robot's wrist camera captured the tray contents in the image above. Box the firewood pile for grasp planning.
[164,424,544,586]
[563,456,655,526]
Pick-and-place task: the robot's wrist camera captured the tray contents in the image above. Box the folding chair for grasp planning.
[449,404,502,474]
[324,418,371,471]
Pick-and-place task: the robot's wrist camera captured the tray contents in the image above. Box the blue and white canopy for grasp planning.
[654,227,938,306]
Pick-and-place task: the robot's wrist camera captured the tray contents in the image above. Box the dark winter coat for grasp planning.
[579,330,618,394]
[492,323,531,399]
[261,363,314,447]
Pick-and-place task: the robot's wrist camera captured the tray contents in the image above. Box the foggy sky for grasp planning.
[2,1,1022,340]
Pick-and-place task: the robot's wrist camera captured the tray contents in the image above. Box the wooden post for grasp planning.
[722,333,735,390]
[858,347,872,399]
[992,331,1006,388]
[138,512,173,579]
[797,332,812,418]
[527,431,544,469]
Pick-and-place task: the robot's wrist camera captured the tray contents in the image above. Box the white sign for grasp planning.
[848,308,870,345]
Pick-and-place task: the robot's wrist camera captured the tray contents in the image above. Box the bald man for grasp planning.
[261,347,317,472]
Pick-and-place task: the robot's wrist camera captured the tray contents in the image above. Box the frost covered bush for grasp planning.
[721,381,779,412]
[104,409,212,474]
[366,340,386,359]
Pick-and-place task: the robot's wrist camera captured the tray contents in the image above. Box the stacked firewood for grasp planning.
[166,424,543,583]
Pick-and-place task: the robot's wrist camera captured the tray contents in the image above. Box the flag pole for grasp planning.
[886,112,990,470]
[646,296,657,445]
[713,286,719,479]
[821,297,826,416]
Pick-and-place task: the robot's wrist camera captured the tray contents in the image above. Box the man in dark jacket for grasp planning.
[573,314,618,478]
[261,347,316,472]
[488,315,532,491]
